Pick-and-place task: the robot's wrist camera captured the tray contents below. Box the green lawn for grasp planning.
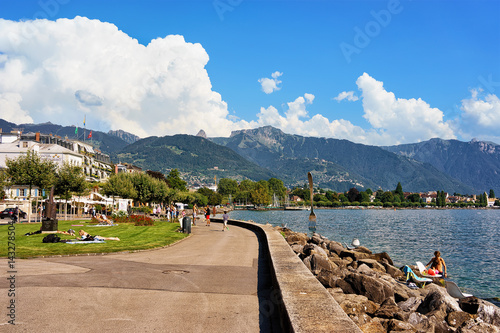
[0,219,188,258]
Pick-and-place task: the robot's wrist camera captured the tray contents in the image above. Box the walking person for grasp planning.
[205,205,210,226]
[192,204,197,225]
[222,210,229,231]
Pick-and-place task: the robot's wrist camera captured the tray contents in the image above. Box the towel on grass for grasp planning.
[65,240,105,244]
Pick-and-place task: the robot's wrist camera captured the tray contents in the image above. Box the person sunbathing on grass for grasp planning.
[78,230,120,241]
[95,214,113,225]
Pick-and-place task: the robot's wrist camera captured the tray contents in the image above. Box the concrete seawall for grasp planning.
[212,217,362,333]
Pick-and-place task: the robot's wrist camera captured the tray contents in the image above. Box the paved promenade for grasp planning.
[0,221,278,332]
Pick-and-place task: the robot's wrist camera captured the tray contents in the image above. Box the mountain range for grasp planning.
[382,138,500,195]
[211,127,476,193]
[1,119,498,194]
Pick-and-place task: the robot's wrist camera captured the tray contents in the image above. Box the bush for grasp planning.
[131,206,152,214]
[130,214,154,226]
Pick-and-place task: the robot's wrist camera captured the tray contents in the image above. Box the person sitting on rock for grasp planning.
[425,250,447,277]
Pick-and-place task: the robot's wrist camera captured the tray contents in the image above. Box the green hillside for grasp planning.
[112,134,276,185]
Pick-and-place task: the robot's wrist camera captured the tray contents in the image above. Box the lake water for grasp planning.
[229,208,500,304]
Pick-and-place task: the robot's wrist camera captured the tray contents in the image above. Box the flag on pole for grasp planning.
[83,115,86,127]
[75,126,78,135]
[87,130,92,139]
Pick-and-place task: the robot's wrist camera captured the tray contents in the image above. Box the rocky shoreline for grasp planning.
[279,227,500,333]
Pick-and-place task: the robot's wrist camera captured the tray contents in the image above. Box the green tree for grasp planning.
[325,190,338,202]
[166,169,187,191]
[395,182,404,200]
[290,186,309,201]
[55,162,87,220]
[347,188,360,202]
[208,192,223,206]
[217,178,238,196]
[268,177,287,201]
[0,169,8,199]
[489,189,495,199]
[338,193,348,203]
[6,149,58,220]
[197,187,214,198]
[251,180,270,206]
[150,177,171,204]
[407,193,421,203]
[129,172,156,205]
[238,179,255,192]
[358,191,370,203]
[102,173,137,200]
[381,191,394,203]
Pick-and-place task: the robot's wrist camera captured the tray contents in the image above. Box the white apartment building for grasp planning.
[0,131,112,182]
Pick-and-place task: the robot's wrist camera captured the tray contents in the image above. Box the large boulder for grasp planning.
[457,318,500,333]
[327,242,345,256]
[285,232,309,245]
[387,318,417,332]
[356,263,377,277]
[309,253,335,274]
[459,298,500,326]
[447,311,475,328]
[290,244,304,255]
[353,246,372,254]
[381,262,405,279]
[303,243,328,258]
[339,273,394,304]
[370,252,394,266]
[408,312,436,332]
[374,298,409,321]
[357,258,386,273]
[330,292,379,316]
[360,319,386,333]
[310,233,322,245]
[398,297,423,313]
[417,284,462,316]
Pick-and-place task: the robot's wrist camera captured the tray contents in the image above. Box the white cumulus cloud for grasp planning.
[333,91,359,102]
[460,89,500,130]
[249,73,458,145]
[459,89,500,143]
[356,73,456,144]
[258,71,282,94]
[0,17,242,137]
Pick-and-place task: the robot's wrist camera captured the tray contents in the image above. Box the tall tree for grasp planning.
[347,187,360,202]
[166,169,187,191]
[129,172,156,205]
[395,182,404,201]
[217,178,238,196]
[55,162,87,220]
[102,173,137,200]
[489,189,495,199]
[268,177,287,200]
[6,149,58,221]
[251,180,270,206]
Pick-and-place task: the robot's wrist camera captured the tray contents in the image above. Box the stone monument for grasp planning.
[41,186,58,233]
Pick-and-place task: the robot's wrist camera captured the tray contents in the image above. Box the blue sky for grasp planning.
[0,0,499,145]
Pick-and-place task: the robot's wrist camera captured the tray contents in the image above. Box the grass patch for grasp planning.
[0,219,188,258]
